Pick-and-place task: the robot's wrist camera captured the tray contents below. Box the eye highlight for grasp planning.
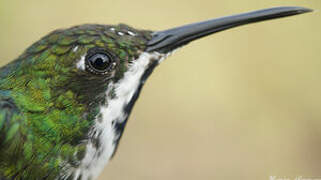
[85,48,116,75]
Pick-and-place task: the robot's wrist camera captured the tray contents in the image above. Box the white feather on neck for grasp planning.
[68,52,164,180]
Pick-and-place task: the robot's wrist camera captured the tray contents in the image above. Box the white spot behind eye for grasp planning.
[110,28,115,31]
[73,46,79,52]
[76,54,86,70]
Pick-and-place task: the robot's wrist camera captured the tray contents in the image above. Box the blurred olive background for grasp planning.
[0,0,320,179]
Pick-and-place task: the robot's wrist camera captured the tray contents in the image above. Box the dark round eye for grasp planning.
[86,51,115,74]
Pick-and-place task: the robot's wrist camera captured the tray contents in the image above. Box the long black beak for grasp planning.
[146,6,312,53]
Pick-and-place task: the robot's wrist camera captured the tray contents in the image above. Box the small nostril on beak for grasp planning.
[147,32,171,46]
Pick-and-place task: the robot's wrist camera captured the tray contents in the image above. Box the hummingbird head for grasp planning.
[13,6,310,112]
[0,6,311,180]
[18,24,152,104]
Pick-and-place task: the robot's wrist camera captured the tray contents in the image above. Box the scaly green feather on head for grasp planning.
[0,24,152,179]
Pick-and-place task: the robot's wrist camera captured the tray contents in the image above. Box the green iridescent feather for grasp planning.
[0,24,152,179]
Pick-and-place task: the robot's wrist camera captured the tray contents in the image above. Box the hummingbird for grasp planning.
[0,6,311,180]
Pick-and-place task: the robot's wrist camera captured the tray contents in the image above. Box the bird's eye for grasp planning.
[85,50,115,75]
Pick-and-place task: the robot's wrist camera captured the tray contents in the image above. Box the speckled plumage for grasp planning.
[0,24,153,180]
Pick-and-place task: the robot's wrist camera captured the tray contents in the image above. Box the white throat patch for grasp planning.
[67,52,165,180]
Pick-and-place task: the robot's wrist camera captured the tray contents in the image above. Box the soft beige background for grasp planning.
[0,0,320,179]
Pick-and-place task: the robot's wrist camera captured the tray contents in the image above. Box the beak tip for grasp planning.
[295,7,313,14]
